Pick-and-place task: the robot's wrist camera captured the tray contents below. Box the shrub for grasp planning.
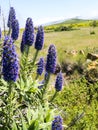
[90,31,95,35]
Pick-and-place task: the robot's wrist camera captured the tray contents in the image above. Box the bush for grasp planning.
[54,77,98,130]
[90,31,95,35]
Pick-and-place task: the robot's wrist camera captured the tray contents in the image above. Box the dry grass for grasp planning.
[16,27,98,62]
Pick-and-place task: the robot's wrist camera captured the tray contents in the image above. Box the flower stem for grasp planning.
[42,73,50,100]
[6,82,13,128]
[32,49,39,66]
[35,74,39,80]
[21,45,30,80]
[49,91,58,102]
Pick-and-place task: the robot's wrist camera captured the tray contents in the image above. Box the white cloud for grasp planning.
[34,16,65,26]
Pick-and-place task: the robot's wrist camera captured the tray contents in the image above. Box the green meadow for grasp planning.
[44,27,98,60]
[1,18,98,129]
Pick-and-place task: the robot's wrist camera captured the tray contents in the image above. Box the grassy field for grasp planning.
[1,23,98,129]
[45,28,98,50]
[17,27,98,64]
[16,27,98,67]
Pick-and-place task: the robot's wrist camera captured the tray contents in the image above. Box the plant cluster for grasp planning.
[0,6,64,130]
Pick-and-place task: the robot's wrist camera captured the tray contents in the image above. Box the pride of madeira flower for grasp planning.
[2,36,19,82]
[24,18,34,46]
[0,28,2,39]
[46,44,57,74]
[11,19,19,40]
[37,58,44,75]
[35,26,44,50]
[7,7,16,28]
[52,116,63,130]
[55,72,63,91]
[20,31,25,53]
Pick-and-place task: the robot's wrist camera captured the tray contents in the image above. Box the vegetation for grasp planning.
[44,19,98,32]
[0,5,98,130]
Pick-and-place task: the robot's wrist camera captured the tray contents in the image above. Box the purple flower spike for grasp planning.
[2,36,19,82]
[37,58,44,75]
[0,28,2,39]
[25,18,34,46]
[20,31,25,53]
[52,116,63,130]
[55,72,63,91]
[3,36,10,46]
[11,19,19,40]
[44,71,49,80]
[46,44,57,74]
[35,26,44,50]
[7,7,16,28]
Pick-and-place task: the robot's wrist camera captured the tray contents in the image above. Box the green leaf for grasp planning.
[28,120,39,130]
[20,111,28,130]
[12,121,18,130]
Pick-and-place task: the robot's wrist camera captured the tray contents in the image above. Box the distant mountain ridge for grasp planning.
[42,17,98,27]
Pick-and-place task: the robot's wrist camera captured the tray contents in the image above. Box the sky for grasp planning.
[0,0,98,28]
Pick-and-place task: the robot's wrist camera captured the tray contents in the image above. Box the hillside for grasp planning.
[44,18,98,32]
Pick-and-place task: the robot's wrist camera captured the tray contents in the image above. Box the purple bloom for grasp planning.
[2,36,19,82]
[46,44,57,74]
[55,72,63,91]
[11,19,19,40]
[7,7,16,28]
[37,58,44,75]
[25,18,34,46]
[44,71,49,80]
[35,26,44,50]
[0,28,2,39]
[3,36,9,46]
[52,116,63,130]
[20,31,25,53]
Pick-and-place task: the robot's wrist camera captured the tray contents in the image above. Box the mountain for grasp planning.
[42,17,98,27]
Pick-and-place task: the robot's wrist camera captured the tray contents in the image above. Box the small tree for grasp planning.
[89,20,97,35]
[91,20,97,28]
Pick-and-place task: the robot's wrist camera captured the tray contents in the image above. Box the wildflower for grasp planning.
[7,7,16,28]
[25,18,34,46]
[37,58,44,75]
[11,19,19,40]
[2,36,19,82]
[44,71,49,80]
[3,36,9,46]
[46,44,57,73]
[0,28,2,39]
[20,31,25,53]
[35,26,44,50]
[55,72,63,91]
[52,116,63,130]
